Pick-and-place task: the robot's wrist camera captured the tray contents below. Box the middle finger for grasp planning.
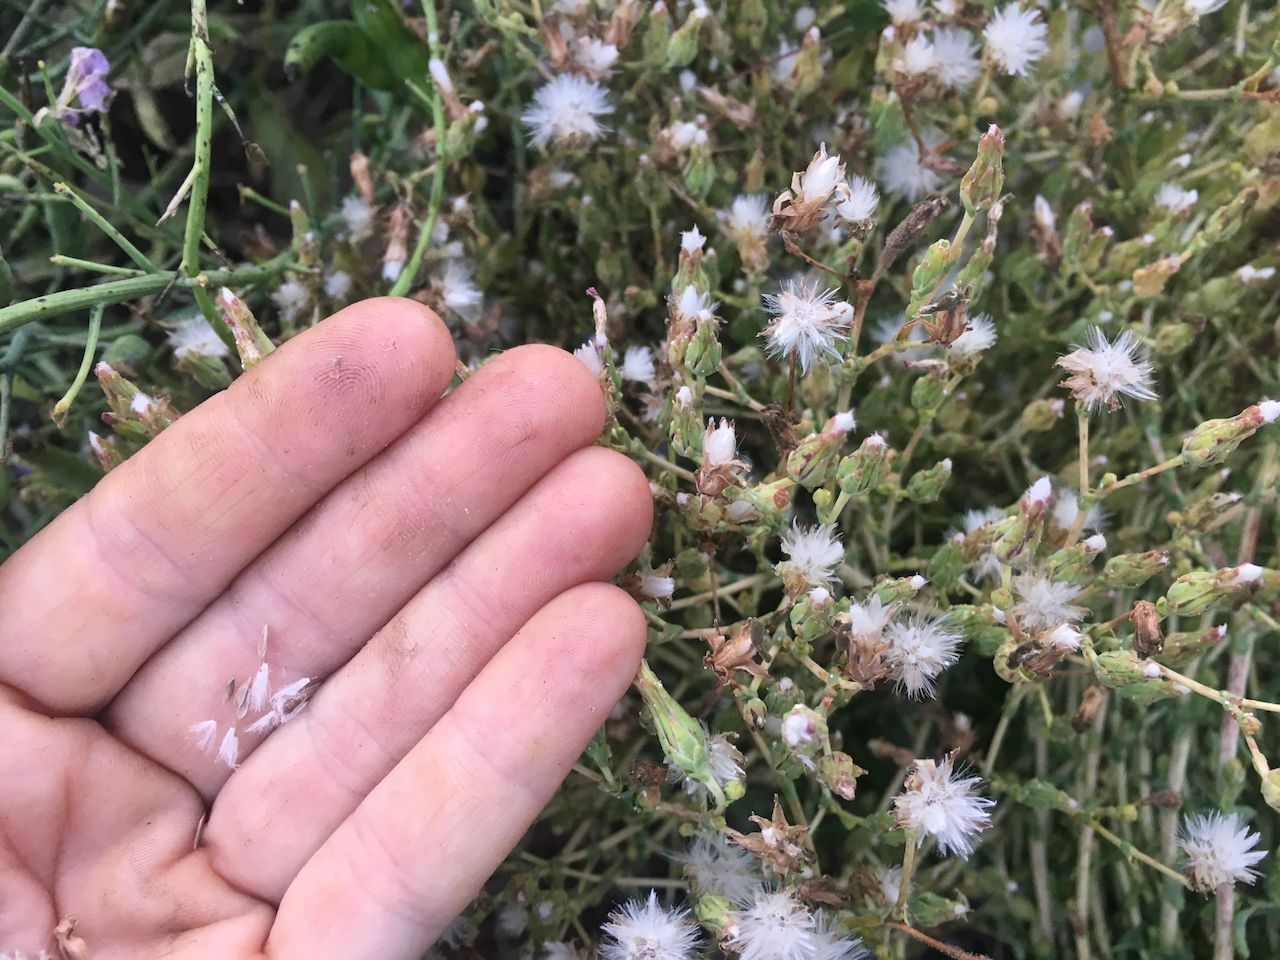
[104,344,605,796]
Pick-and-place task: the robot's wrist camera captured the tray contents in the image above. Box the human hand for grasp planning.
[0,299,652,959]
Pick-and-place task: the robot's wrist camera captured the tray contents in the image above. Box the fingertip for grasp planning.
[559,581,648,680]
[568,446,655,551]
[498,342,608,438]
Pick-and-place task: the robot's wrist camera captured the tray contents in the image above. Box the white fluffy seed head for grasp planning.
[724,193,770,239]
[681,225,706,255]
[622,345,657,383]
[574,337,604,376]
[1257,399,1280,424]
[983,3,1049,76]
[1012,573,1087,631]
[777,522,845,589]
[881,0,926,25]
[949,314,997,357]
[167,317,230,360]
[883,615,962,698]
[522,74,613,148]
[835,176,880,224]
[894,754,995,857]
[1178,811,1267,894]
[599,891,700,960]
[1057,327,1157,411]
[674,835,763,903]
[1155,183,1198,214]
[762,276,853,372]
[877,132,944,200]
[729,888,816,960]
[932,26,981,88]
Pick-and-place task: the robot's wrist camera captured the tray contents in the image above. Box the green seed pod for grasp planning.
[665,9,705,67]
[926,538,966,588]
[786,414,855,489]
[960,124,1005,214]
[872,574,928,605]
[694,894,734,933]
[1101,550,1171,589]
[904,457,953,503]
[910,371,948,419]
[1091,649,1178,703]
[906,239,953,316]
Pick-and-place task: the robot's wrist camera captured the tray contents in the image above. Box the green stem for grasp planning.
[894,831,918,921]
[52,183,158,272]
[389,0,447,297]
[0,256,293,336]
[1082,818,1191,889]
[183,0,216,279]
[51,304,103,427]
[49,255,148,278]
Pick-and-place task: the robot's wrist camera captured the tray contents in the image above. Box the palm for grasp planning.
[0,299,651,960]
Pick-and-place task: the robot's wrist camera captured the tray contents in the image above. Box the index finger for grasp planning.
[0,297,456,714]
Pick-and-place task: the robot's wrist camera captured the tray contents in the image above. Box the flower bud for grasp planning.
[1162,564,1266,617]
[1181,402,1278,467]
[726,477,794,527]
[785,412,854,489]
[1018,397,1066,433]
[836,433,890,496]
[1101,549,1170,589]
[960,124,1004,213]
[910,367,949,419]
[1161,624,1227,667]
[872,573,928,606]
[743,697,768,728]
[635,660,726,807]
[926,539,964,588]
[905,239,953,317]
[94,362,178,440]
[87,431,124,472]
[1043,536,1105,584]
[780,704,826,769]
[1131,254,1181,298]
[911,892,972,928]
[218,287,276,370]
[665,7,706,67]
[819,751,865,800]
[1090,649,1179,703]
[904,457,952,503]
[693,894,734,934]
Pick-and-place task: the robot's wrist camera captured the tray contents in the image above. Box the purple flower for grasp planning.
[56,47,112,122]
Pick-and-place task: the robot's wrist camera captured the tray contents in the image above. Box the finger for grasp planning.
[0,298,455,714]
[267,583,645,960]
[203,446,652,900]
[103,345,608,795]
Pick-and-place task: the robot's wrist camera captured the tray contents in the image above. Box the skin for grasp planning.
[0,299,653,959]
